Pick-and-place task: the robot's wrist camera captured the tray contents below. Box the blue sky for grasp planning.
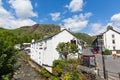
[0,0,120,35]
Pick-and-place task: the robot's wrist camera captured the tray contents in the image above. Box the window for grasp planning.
[112,34,115,38]
[113,46,115,50]
[112,40,115,44]
[71,40,76,44]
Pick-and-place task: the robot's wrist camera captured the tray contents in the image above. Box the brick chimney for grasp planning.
[107,25,113,31]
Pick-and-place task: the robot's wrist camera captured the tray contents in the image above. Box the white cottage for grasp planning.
[92,25,120,54]
[30,29,83,72]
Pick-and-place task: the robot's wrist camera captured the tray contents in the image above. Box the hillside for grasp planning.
[73,33,94,45]
[9,24,60,43]
[0,24,93,45]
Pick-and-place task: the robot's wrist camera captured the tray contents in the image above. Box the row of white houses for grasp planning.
[30,29,84,72]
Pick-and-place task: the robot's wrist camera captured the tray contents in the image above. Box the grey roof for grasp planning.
[32,29,82,43]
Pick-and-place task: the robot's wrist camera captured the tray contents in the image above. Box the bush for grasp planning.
[63,72,71,80]
[70,70,80,80]
[50,76,60,80]
[103,49,111,55]
[40,68,50,78]
[53,60,65,68]
[53,60,65,76]
[65,59,78,64]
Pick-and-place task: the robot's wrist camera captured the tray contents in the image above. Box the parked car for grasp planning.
[91,47,99,54]
[92,49,99,54]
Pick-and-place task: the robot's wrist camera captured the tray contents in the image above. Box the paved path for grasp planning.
[83,47,120,80]
[13,58,43,80]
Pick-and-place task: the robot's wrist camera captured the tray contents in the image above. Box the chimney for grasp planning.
[107,25,113,31]
[60,24,66,31]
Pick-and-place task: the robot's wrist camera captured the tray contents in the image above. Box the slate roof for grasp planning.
[32,29,84,43]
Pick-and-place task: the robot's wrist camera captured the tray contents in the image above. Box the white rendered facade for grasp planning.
[30,29,83,72]
[93,26,120,54]
[103,29,120,54]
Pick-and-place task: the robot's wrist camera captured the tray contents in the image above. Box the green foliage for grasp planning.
[19,52,30,62]
[56,42,79,60]
[52,59,87,80]
[53,60,65,68]
[10,24,60,43]
[66,59,83,65]
[103,49,111,55]
[70,70,80,80]
[73,33,93,45]
[40,68,50,78]
[0,31,18,79]
[53,60,65,76]
[63,72,71,80]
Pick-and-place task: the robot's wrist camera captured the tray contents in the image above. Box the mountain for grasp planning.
[73,33,94,45]
[9,24,60,43]
[0,24,93,45]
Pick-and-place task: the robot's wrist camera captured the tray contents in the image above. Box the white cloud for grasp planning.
[66,0,83,12]
[90,23,106,35]
[63,12,92,32]
[50,12,61,21]
[9,0,37,19]
[0,0,37,29]
[111,13,120,27]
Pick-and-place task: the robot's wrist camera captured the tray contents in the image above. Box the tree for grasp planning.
[56,42,79,60]
[0,31,18,79]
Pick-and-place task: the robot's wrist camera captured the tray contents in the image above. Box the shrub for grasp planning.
[65,59,78,64]
[70,70,80,80]
[53,60,65,68]
[63,72,71,80]
[53,60,65,76]
[103,49,111,55]
[40,68,50,78]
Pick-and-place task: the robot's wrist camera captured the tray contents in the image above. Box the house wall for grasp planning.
[103,30,120,53]
[30,30,83,72]
[52,30,82,60]
[30,42,43,65]
[42,38,54,72]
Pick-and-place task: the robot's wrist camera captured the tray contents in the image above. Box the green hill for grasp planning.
[0,24,93,45]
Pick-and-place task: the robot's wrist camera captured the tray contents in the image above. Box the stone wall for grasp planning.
[77,65,103,80]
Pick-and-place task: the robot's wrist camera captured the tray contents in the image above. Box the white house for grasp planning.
[30,29,83,72]
[92,25,120,54]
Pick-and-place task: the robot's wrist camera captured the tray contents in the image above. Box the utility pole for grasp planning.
[102,51,106,79]
[100,36,107,79]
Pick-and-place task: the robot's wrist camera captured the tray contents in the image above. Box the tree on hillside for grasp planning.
[56,42,79,60]
[0,31,18,79]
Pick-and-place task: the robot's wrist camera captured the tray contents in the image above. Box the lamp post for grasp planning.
[100,37,107,79]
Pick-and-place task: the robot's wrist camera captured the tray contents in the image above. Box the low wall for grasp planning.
[77,65,103,80]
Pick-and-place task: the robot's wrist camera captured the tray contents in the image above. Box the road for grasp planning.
[83,47,120,80]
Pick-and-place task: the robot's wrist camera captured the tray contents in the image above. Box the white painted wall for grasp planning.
[103,30,120,53]
[30,30,83,72]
